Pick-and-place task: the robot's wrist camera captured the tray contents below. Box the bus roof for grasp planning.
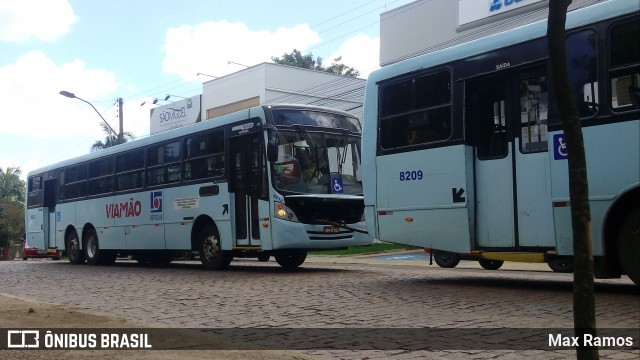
[367,0,638,86]
[28,103,358,177]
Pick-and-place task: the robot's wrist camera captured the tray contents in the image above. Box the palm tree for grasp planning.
[0,166,25,203]
[91,123,135,152]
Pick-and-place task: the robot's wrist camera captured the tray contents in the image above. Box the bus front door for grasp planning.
[230,132,265,247]
[469,68,553,250]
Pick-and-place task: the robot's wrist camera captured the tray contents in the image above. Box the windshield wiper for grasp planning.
[295,124,316,162]
[337,130,356,175]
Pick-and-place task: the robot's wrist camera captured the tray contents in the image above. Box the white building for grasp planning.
[380,0,603,66]
[201,62,365,120]
[149,63,365,135]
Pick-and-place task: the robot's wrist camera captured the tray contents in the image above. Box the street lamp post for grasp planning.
[196,72,218,79]
[59,90,123,144]
[227,61,249,68]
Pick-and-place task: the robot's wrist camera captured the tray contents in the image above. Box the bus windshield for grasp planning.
[272,129,363,195]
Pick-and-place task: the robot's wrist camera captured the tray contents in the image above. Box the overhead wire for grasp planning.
[125,0,408,101]
[90,0,415,118]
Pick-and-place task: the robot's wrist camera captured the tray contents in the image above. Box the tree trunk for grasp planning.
[547,1,599,359]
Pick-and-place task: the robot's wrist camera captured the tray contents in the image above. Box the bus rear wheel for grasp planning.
[65,229,85,265]
[199,225,232,270]
[478,259,504,270]
[547,256,574,273]
[617,207,640,286]
[275,249,307,269]
[84,229,116,265]
[433,250,460,268]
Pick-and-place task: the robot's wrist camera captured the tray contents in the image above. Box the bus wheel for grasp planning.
[199,225,232,270]
[547,257,574,273]
[66,229,85,265]
[433,250,460,268]
[275,250,307,269]
[479,259,503,270]
[257,254,270,262]
[84,229,116,265]
[617,207,640,286]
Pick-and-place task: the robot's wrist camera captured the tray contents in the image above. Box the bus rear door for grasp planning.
[468,67,553,250]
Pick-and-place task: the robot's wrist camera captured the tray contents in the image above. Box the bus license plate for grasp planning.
[324,226,341,234]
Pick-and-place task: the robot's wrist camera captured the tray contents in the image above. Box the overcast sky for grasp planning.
[0,0,414,179]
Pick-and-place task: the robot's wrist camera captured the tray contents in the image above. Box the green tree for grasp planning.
[324,56,360,77]
[0,166,25,203]
[0,167,26,248]
[0,199,24,247]
[272,49,360,77]
[547,1,598,359]
[91,123,134,152]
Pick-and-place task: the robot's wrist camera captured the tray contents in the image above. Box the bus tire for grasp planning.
[479,259,503,270]
[66,229,85,265]
[84,229,115,265]
[433,250,460,268]
[617,207,640,286]
[275,249,307,269]
[547,256,574,273]
[257,254,270,262]
[199,225,232,270]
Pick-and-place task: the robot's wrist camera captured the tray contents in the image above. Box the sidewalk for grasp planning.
[306,249,554,272]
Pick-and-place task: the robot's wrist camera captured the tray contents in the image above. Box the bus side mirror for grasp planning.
[267,130,278,163]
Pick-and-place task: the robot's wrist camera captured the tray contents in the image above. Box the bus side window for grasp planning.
[609,19,640,110]
[27,175,43,207]
[88,157,114,195]
[566,29,598,117]
[477,99,508,160]
[183,131,225,180]
[147,141,181,185]
[379,70,452,151]
[520,76,548,153]
[64,164,87,199]
[115,150,144,191]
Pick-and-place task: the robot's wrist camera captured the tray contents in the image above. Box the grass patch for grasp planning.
[309,243,418,256]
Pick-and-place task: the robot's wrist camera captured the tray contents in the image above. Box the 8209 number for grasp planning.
[399,170,424,181]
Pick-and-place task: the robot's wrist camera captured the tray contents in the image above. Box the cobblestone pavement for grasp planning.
[1,252,638,359]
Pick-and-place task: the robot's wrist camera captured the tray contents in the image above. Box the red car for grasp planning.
[22,240,60,260]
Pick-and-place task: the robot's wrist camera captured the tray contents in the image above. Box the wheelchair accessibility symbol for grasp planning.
[331,178,344,194]
[553,134,568,160]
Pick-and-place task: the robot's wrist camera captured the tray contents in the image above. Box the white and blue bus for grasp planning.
[361,0,639,284]
[26,104,372,269]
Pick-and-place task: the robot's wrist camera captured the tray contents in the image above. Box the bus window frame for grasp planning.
[183,129,226,182]
[87,156,114,196]
[115,149,145,192]
[377,68,454,156]
[607,15,640,114]
[146,139,183,187]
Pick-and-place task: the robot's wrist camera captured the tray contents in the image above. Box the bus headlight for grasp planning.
[275,202,299,222]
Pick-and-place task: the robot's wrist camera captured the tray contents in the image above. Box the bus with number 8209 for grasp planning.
[361,0,639,284]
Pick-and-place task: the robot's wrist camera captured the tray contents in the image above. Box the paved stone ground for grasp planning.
[1,252,638,359]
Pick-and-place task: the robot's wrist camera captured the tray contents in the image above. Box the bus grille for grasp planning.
[306,229,354,241]
[285,197,363,224]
